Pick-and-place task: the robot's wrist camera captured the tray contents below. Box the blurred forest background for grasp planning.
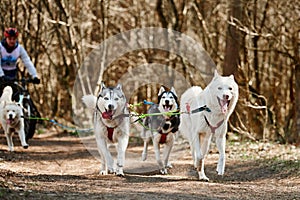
[0,0,299,143]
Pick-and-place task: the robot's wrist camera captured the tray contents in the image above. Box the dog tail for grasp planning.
[0,86,13,103]
[82,95,97,109]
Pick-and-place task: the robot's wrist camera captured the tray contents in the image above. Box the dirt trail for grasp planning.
[0,131,299,200]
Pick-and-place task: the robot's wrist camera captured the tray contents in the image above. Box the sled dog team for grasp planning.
[0,70,238,181]
[82,70,239,181]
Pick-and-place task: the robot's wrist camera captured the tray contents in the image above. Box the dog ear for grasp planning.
[116,83,122,91]
[229,74,234,79]
[214,69,220,78]
[101,82,106,90]
[170,87,177,96]
[158,86,165,96]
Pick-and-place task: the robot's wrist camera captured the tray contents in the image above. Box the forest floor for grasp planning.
[0,129,299,200]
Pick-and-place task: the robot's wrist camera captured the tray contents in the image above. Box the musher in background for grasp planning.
[0,27,40,85]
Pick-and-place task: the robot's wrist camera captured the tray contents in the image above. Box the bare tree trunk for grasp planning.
[223,0,242,76]
[295,63,300,143]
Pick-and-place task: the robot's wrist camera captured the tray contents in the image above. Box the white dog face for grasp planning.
[96,83,126,119]
[158,86,179,113]
[210,71,239,114]
[3,103,21,125]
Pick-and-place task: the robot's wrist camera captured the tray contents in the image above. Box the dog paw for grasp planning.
[8,147,14,152]
[160,168,168,175]
[116,172,125,177]
[99,170,108,175]
[108,169,116,174]
[166,163,173,169]
[23,145,29,149]
[198,172,209,182]
[199,175,209,182]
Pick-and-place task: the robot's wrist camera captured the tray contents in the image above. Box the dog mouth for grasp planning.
[218,97,230,114]
[6,118,14,124]
[102,109,115,120]
[162,104,174,112]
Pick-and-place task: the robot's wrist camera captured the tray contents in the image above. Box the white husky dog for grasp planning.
[141,86,180,174]
[179,70,238,181]
[0,86,28,151]
[82,83,130,177]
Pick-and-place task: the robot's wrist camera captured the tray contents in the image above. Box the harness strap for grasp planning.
[204,115,224,134]
[159,130,168,144]
[191,105,211,114]
[107,127,114,142]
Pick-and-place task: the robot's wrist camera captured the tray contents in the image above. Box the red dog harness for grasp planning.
[159,130,170,144]
[204,115,224,134]
[107,127,114,142]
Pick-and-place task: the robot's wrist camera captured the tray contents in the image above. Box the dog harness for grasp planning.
[204,115,224,134]
[159,130,168,144]
[107,127,114,142]
[158,114,179,144]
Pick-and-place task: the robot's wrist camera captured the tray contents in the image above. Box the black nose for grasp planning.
[108,104,114,110]
[165,100,170,105]
[223,94,229,100]
[9,114,13,119]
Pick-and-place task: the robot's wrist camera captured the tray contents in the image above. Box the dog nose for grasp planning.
[108,104,114,110]
[165,100,170,105]
[9,114,13,119]
[223,94,229,100]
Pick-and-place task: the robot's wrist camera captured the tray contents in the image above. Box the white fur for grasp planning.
[0,86,28,151]
[82,94,97,110]
[82,83,129,177]
[179,70,239,181]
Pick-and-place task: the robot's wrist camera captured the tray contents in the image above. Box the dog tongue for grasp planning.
[6,119,11,124]
[220,99,229,114]
[102,111,113,119]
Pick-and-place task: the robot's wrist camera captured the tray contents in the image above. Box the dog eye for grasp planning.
[218,87,222,90]
[104,97,109,100]
[114,98,119,101]
[170,96,174,99]
[229,87,233,90]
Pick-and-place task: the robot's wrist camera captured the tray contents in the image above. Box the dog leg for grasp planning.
[197,133,212,181]
[141,139,149,161]
[189,140,197,169]
[197,158,209,181]
[116,136,129,177]
[215,135,226,175]
[98,150,107,175]
[17,127,28,149]
[193,132,209,181]
[95,134,114,175]
[152,135,165,174]
[5,132,14,152]
[163,136,174,169]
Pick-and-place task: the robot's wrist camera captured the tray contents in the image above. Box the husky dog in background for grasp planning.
[179,70,239,181]
[82,83,130,177]
[141,86,180,174]
[0,86,28,151]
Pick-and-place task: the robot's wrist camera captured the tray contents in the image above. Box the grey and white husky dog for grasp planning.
[82,83,130,177]
[0,86,28,151]
[141,86,180,174]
